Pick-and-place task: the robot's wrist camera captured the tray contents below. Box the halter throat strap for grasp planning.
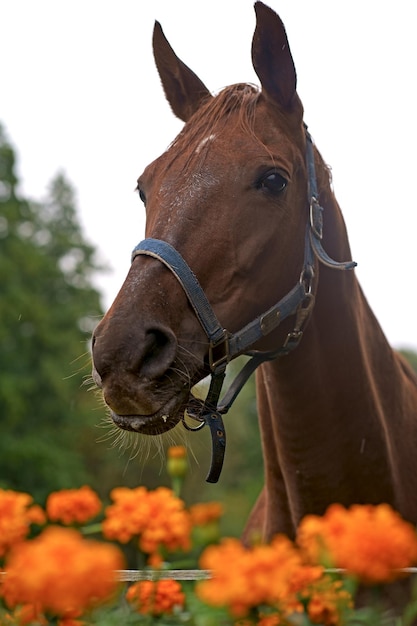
[130,127,356,482]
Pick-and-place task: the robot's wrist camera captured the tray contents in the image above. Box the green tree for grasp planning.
[0,124,104,501]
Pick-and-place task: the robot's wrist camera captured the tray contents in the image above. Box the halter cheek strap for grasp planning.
[131,239,225,349]
[130,127,356,483]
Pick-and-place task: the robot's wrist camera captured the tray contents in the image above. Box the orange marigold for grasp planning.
[11,604,82,626]
[197,536,322,618]
[0,489,45,557]
[102,486,150,544]
[303,576,352,625]
[190,501,223,545]
[46,486,102,525]
[126,579,185,616]
[7,603,47,625]
[1,526,125,617]
[57,609,84,626]
[102,486,191,556]
[297,503,417,584]
[26,505,46,527]
[189,502,223,526]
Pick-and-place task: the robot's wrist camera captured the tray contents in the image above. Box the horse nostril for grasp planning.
[145,329,170,358]
[91,321,178,385]
[141,327,177,379]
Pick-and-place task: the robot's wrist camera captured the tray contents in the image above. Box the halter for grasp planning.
[131,126,356,483]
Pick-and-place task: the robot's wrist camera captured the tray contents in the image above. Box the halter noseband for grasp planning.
[131,127,356,483]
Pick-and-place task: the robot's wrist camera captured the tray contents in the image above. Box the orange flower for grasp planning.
[190,501,224,545]
[26,505,46,527]
[1,526,125,617]
[0,489,45,557]
[46,486,102,525]
[189,502,223,526]
[141,488,192,555]
[197,536,322,618]
[13,605,82,626]
[303,576,352,625]
[7,603,47,625]
[297,503,417,584]
[102,486,192,558]
[57,609,84,626]
[102,486,151,544]
[126,579,185,616]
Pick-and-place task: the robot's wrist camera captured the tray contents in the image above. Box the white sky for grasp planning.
[2,1,417,351]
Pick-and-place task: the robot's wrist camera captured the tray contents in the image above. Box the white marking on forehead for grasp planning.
[158,170,220,219]
[195,133,216,154]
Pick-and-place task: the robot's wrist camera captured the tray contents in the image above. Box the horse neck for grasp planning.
[253,166,414,539]
[277,149,401,401]
[264,260,396,414]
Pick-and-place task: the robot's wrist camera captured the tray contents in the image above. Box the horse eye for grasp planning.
[258,171,287,194]
[137,187,147,206]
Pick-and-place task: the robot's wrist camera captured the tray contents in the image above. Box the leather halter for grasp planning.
[131,126,356,483]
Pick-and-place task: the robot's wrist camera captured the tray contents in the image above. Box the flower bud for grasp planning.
[167,446,188,479]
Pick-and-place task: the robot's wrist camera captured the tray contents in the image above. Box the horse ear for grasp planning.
[153,21,212,122]
[251,2,298,112]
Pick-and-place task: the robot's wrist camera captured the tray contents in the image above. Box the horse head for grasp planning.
[92,3,342,441]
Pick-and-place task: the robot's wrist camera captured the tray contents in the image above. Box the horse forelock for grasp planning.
[165,83,262,172]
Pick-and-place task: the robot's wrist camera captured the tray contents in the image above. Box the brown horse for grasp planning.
[92,2,417,541]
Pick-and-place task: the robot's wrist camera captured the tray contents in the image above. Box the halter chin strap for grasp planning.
[131,127,356,483]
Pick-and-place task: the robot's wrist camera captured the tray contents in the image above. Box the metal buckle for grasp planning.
[299,265,314,295]
[282,330,303,353]
[209,333,230,370]
[309,196,323,240]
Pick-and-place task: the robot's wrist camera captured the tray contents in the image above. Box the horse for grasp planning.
[91,1,417,543]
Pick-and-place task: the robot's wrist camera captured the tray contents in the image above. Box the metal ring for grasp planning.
[181,414,206,432]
